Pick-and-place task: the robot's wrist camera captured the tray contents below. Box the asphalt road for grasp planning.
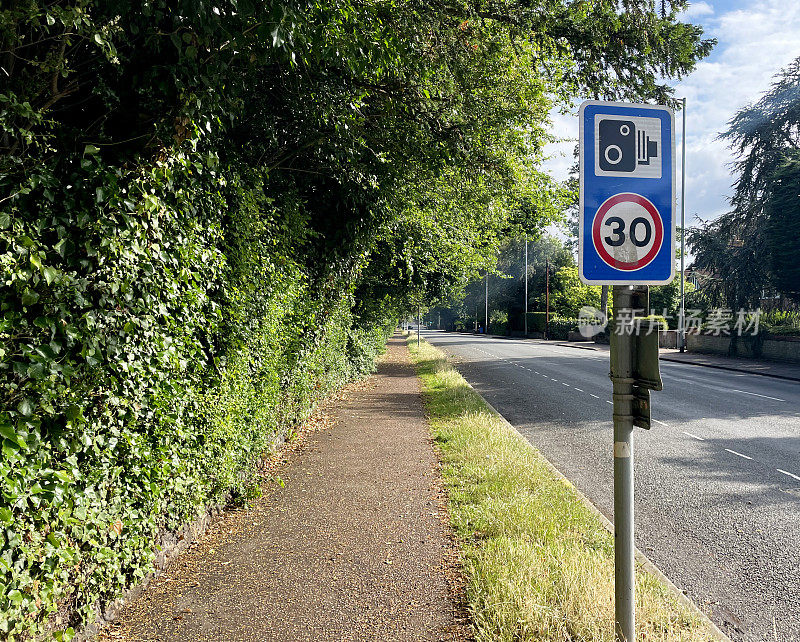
[422,330,800,642]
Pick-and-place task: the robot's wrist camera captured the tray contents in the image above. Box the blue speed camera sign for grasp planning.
[579,101,676,285]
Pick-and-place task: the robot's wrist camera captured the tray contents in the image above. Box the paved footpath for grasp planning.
[105,336,469,641]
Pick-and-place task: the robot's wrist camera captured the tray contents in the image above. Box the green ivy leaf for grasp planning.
[66,405,82,421]
[0,508,11,524]
[53,470,73,483]
[7,589,23,604]
[21,289,40,306]
[27,362,46,380]
[0,421,28,449]
[0,422,17,442]
[53,627,76,642]
[43,267,58,285]
[17,398,34,418]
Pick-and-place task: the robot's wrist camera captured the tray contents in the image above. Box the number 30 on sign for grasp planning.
[579,101,675,285]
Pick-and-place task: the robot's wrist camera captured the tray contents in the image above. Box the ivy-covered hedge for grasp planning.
[523,312,578,339]
[526,311,548,334]
[0,147,392,639]
[0,3,410,637]
[544,318,580,340]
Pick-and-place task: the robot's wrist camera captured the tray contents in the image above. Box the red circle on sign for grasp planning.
[592,193,664,270]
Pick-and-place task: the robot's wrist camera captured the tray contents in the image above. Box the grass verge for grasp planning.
[407,333,718,642]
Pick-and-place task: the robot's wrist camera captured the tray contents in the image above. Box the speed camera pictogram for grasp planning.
[596,115,662,179]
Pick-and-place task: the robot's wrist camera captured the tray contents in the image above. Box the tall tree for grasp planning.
[764,152,800,298]
[691,57,800,305]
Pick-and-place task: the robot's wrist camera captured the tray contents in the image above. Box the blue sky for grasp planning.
[544,0,800,226]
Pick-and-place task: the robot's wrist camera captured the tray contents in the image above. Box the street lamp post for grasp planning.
[679,97,687,353]
[524,235,528,337]
[545,258,550,340]
[485,273,489,335]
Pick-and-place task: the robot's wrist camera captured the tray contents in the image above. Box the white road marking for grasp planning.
[550,378,558,382]
[590,393,600,399]
[725,448,753,460]
[682,431,704,441]
[730,389,785,402]
[561,382,571,387]
[574,388,584,392]
[777,469,800,482]
[651,418,668,427]
[659,371,788,402]
[606,400,613,405]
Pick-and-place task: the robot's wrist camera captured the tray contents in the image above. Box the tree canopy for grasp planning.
[2,0,715,311]
[689,57,800,306]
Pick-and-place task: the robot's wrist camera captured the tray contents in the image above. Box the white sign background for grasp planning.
[594,115,662,179]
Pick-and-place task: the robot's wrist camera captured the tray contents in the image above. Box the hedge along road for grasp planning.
[421,330,800,642]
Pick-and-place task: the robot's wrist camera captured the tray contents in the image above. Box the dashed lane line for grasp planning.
[652,418,668,427]
[777,469,800,482]
[682,431,705,441]
[590,393,600,399]
[725,448,753,460]
[729,389,785,402]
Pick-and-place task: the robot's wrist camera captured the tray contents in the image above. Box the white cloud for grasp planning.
[541,0,800,227]
[681,1,714,19]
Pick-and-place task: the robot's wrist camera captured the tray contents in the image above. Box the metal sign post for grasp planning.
[611,285,636,642]
[579,101,675,641]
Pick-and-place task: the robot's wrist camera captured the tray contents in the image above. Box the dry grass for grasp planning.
[408,334,717,642]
